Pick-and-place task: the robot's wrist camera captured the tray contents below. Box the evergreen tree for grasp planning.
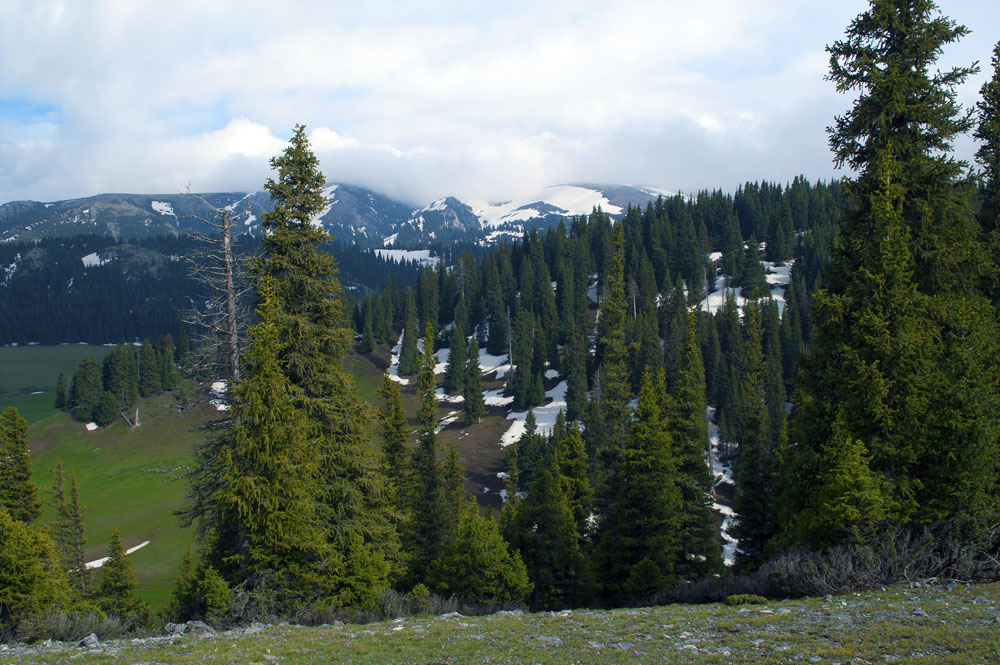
[406,321,445,585]
[54,372,67,410]
[246,124,396,609]
[594,370,682,605]
[975,41,1000,308]
[139,338,160,397]
[442,324,467,394]
[732,297,774,569]
[378,372,409,486]
[555,420,593,539]
[97,525,151,628]
[667,313,723,577]
[464,337,486,424]
[563,330,588,422]
[69,356,101,421]
[426,497,532,605]
[359,300,376,353]
[47,461,88,595]
[0,407,41,523]
[398,289,420,376]
[0,507,73,633]
[210,278,329,604]
[784,1,1000,547]
[507,449,589,609]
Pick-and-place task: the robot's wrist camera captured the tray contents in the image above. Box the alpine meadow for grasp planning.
[2,1,1000,662]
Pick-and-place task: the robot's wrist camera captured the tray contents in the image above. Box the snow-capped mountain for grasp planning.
[0,183,676,247]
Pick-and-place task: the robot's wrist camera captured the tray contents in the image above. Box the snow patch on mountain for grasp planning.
[374,249,439,267]
[81,252,111,268]
[151,201,176,217]
[474,185,623,228]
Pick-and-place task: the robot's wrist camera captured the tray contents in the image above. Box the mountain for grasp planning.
[0,183,676,247]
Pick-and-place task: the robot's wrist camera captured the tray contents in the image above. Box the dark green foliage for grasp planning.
[378,373,409,486]
[69,356,101,421]
[103,344,139,410]
[398,289,420,376]
[54,372,66,410]
[594,370,682,605]
[463,337,486,424]
[47,461,88,595]
[506,449,590,609]
[0,407,41,523]
[668,312,723,577]
[93,391,120,427]
[732,297,775,569]
[554,419,593,537]
[139,339,161,397]
[426,497,532,606]
[783,1,1000,549]
[976,41,1000,308]
[442,324,467,394]
[98,525,151,629]
[0,507,73,632]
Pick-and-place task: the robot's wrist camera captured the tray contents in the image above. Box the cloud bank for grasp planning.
[1,0,997,205]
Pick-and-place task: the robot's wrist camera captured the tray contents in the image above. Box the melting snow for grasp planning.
[707,406,737,566]
[151,201,176,217]
[499,381,567,447]
[85,540,151,569]
[209,381,230,411]
[374,249,439,267]
[81,252,111,268]
[474,185,624,228]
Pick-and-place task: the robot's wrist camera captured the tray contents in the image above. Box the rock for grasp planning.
[164,623,186,636]
[185,620,216,635]
[537,636,561,644]
[680,644,699,651]
[438,612,464,620]
[77,633,100,648]
[494,609,524,616]
[911,608,929,618]
[822,594,833,602]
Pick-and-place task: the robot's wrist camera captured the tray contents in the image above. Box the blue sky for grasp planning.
[1,0,997,206]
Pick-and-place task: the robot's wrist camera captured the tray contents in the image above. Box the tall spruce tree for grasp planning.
[668,312,723,577]
[69,356,101,421]
[0,407,40,524]
[442,324,467,394]
[594,370,682,605]
[975,41,1000,309]
[54,372,67,410]
[782,0,1000,547]
[0,507,73,633]
[398,289,420,376]
[47,461,88,595]
[464,337,486,424]
[97,525,151,628]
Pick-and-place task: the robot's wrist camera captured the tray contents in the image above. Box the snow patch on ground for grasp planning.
[387,337,409,385]
[209,381,230,411]
[483,388,514,407]
[700,259,794,317]
[382,232,398,247]
[474,185,623,228]
[85,541,151,569]
[374,249,439,267]
[81,252,111,268]
[707,406,738,566]
[499,381,567,448]
[85,422,98,431]
[312,184,340,228]
[478,348,511,379]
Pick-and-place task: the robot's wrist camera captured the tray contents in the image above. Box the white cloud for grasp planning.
[1,0,998,204]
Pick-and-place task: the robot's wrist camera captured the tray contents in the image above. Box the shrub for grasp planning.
[724,594,768,606]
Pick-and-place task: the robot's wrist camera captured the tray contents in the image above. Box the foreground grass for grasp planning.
[4,582,998,664]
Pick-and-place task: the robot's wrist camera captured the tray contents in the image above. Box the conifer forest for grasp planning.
[2,0,1000,643]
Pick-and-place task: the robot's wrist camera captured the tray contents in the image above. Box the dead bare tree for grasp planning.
[182,190,253,387]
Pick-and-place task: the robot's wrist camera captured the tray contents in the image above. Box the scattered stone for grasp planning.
[680,643,699,651]
[164,623,186,636]
[439,611,464,620]
[185,620,217,635]
[244,622,267,634]
[494,609,524,616]
[537,636,561,644]
[77,633,100,648]
[911,608,929,618]
[822,594,833,602]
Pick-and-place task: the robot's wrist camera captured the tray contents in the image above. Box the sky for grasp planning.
[1,0,998,207]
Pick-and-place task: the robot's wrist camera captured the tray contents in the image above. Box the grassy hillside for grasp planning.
[3,582,998,663]
[0,344,113,424]
[27,389,218,611]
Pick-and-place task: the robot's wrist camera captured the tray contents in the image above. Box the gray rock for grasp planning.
[537,636,561,644]
[77,633,100,648]
[438,611,464,620]
[164,622,186,636]
[244,622,267,634]
[822,594,833,602]
[185,620,216,635]
[911,607,929,617]
[494,609,524,616]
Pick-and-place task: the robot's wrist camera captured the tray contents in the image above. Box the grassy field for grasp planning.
[4,582,998,663]
[0,344,113,424]
[27,390,219,611]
